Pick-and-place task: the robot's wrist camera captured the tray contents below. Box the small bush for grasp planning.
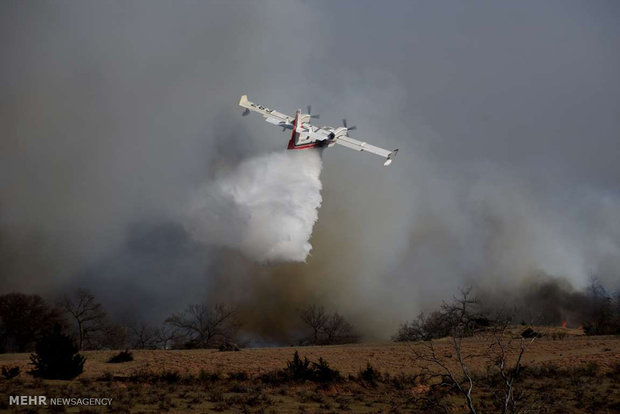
[218,342,240,352]
[261,352,341,384]
[285,351,313,380]
[523,363,559,379]
[551,331,568,340]
[208,390,224,403]
[160,370,181,383]
[107,350,134,363]
[1,365,20,379]
[608,362,620,379]
[359,362,382,386]
[229,371,248,381]
[577,361,599,377]
[29,324,85,380]
[390,372,423,389]
[521,362,602,381]
[199,369,220,382]
[79,376,92,386]
[182,373,196,384]
[312,357,341,383]
[228,383,249,393]
[125,368,181,384]
[99,371,114,382]
[336,396,351,410]
[521,327,543,338]
[258,370,287,384]
[127,368,152,383]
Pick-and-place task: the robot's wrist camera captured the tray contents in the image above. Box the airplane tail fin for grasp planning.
[239,94,250,108]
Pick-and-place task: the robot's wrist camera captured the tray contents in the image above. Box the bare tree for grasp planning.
[394,311,451,342]
[58,289,106,350]
[487,320,536,414]
[299,305,358,345]
[129,323,180,350]
[97,323,128,350]
[165,304,239,348]
[582,276,620,335]
[130,323,160,349]
[154,324,180,350]
[299,304,328,344]
[395,287,489,342]
[322,312,356,344]
[407,289,536,414]
[440,286,485,336]
[0,293,65,353]
[408,288,488,413]
[411,335,479,414]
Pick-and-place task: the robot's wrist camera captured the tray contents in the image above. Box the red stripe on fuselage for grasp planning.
[287,111,299,149]
[288,142,320,150]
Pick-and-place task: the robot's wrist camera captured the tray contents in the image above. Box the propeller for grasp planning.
[342,119,356,131]
[307,105,320,119]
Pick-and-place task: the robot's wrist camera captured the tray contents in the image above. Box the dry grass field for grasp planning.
[1,329,619,413]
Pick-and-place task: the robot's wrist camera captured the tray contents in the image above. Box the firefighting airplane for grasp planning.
[239,95,398,166]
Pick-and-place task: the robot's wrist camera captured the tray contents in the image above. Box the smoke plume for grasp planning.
[186,150,323,262]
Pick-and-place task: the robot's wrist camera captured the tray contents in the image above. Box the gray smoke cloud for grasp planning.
[1,1,619,340]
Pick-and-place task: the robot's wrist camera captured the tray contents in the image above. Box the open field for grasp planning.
[1,331,619,413]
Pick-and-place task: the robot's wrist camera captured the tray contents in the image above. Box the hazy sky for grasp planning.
[1,1,619,340]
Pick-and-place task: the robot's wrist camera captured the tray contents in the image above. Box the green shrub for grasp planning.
[228,371,248,381]
[160,370,181,383]
[107,350,134,363]
[261,352,341,384]
[312,357,341,383]
[359,362,382,386]
[1,365,20,379]
[285,351,313,380]
[29,324,85,379]
[199,369,220,382]
[521,327,542,338]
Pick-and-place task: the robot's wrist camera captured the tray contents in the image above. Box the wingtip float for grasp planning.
[238,94,398,167]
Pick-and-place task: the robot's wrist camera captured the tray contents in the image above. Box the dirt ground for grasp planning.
[1,330,619,413]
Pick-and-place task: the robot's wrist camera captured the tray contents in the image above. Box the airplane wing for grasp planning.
[335,135,399,166]
[238,95,294,130]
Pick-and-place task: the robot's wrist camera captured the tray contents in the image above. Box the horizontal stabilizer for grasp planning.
[383,149,398,166]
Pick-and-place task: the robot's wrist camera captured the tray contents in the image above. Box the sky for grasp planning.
[1,0,619,341]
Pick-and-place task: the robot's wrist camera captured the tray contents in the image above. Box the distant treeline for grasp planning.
[1,277,618,353]
[394,278,620,342]
[0,290,358,353]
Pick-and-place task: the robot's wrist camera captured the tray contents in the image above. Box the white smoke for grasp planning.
[186,149,323,262]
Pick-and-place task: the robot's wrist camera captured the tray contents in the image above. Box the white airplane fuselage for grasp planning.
[287,110,337,150]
